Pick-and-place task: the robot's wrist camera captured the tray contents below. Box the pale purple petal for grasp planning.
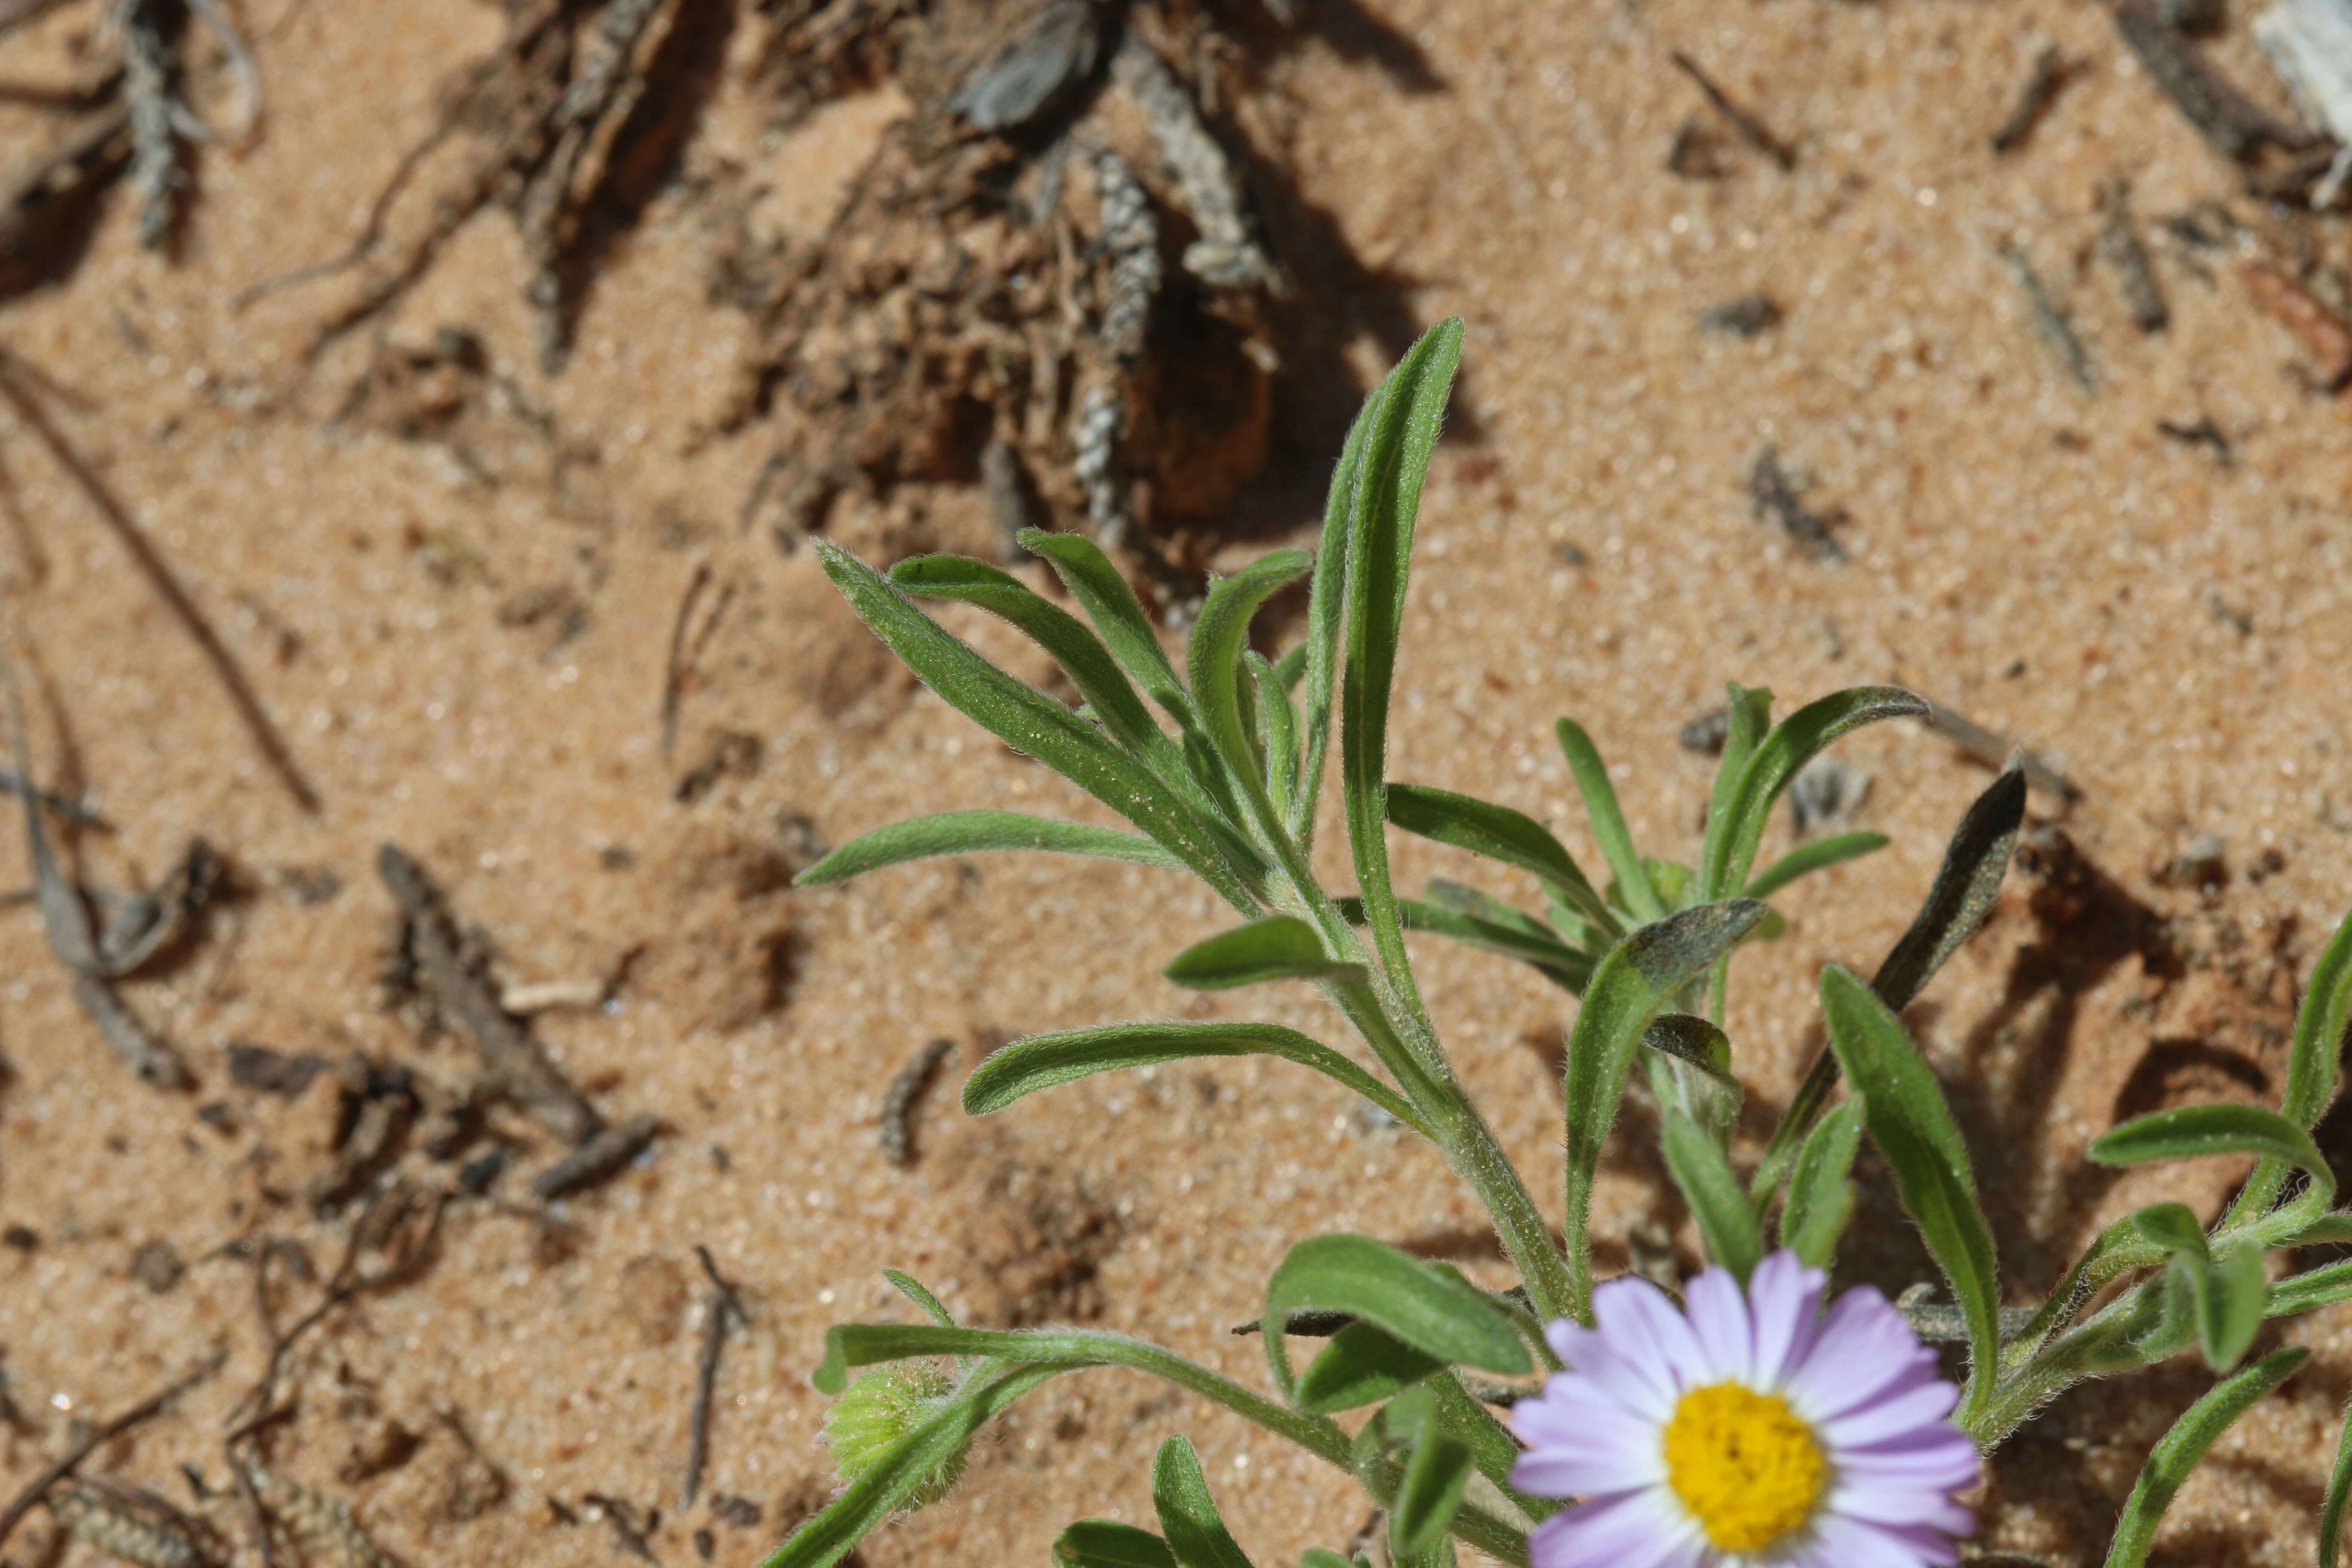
[1804,1513,1957,1568]
[1827,1482,1979,1536]
[1683,1265,1755,1385]
[1544,1323,1680,1425]
[1527,1487,1704,1568]
[1512,1393,1663,1497]
[1818,1378,1960,1448]
[1746,1251,1827,1388]
[1593,1275,1713,1399]
[1785,1287,1944,1421]
[1835,1427,1983,1491]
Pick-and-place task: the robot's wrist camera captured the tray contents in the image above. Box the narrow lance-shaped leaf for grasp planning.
[2321,1391,2352,1568]
[763,1362,1064,1568]
[1744,830,1891,900]
[1056,1522,1179,1568]
[2193,1244,2266,1373]
[1164,916,1366,991]
[796,811,1184,887]
[2090,1103,2335,1207]
[1819,964,2001,1424]
[1298,1555,1357,1568]
[1261,1234,1531,1399]
[962,1020,1424,1135]
[889,555,1166,757]
[1337,891,1594,995]
[1642,1014,1741,1138]
[1339,319,1464,999]
[1873,767,2027,1012]
[2266,1255,2352,1319]
[2100,1348,2308,1568]
[1188,549,1314,824]
[1555,717,1665,922]
[1292,387,1380,848]
[2126,1205,2261,1370]
[882,1269,958,1329]
[1753,766,2026,1204]
[816,542,1262,910]
[1699,684,1772,881]
[1154,1435,1257,1568]
[1700,687,1929,902]
[1662,1110,1764,1282]
[2232,903,2352,1225]
[1778,1098,1862,1269]
[1383,1387,1475,1562]
[1295,1321,1446,1414]
[1562,900,1769,1321]
[1018,528,1197,729]
[1248,652,1302,826]
[1385,782,1617,935]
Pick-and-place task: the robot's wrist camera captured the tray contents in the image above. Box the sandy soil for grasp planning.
[4,0,2352,1565]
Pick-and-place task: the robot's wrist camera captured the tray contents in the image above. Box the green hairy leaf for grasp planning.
[1164,916,1365,991]
[1017,529,1196,727]
[1154,1435,1257,1568]
[888,554,1165,756]
[1339,319,1464,998]
[1295,1321,1446,1414]
[1561,900,1769,1320]
[2090,1104,2335,1204]
[2322,1391,2352,1568]
[2101,1348,2308,1568]
[764,1362,1063,1568]
[2190,1244,2266,1373]
[962,1020,1421,1133]
[1261,1234,1531,1398]
[1743,830,1891,900]
[1699,686,1929,901]
[1819,964,2001,1419]
[2233,904,2352,1225]
[1554,717,1664,922]
[1778,1098,1863,1268]
[1662,1110,1764,1281]
[1337,887,1593,994]
[2131,1203,2208,1256]
[1188,549,1315,818]
[1382,1387,1475,1561]
[1755,765,2027,1204]
[1871,766,2027,1012]
[1293,386,1380,847]
[796,810,1184,885]
[1700,685,1772,875]
[816,542,1262,910]
[882,1269,957,1329]
[1056,1522,1180,1568]
[1248,652,1301,823]
[1298,1554,1358,1568]
[1384,782,1614,933]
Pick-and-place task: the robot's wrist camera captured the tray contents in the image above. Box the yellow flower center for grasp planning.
[1660,1382,1828,1553]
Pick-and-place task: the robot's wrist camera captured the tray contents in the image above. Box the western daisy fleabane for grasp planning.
[1510,1251,1981,1568]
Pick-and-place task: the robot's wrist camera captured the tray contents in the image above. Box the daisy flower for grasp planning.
[1510,1251,1981,1568]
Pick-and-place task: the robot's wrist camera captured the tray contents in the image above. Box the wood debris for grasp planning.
[1746,448,1846,563]
[2243,257,2352,383]
[377,845,602,1145]
[1991,46,2073,154]
[530,1111,662,1200]
[879,1037,954,1168]
[242,1465,391,1568]
[2097,179,2170,333]
[44,1478,219,1568]
[1667,50,1796,171]
[2000,243,2097,392]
